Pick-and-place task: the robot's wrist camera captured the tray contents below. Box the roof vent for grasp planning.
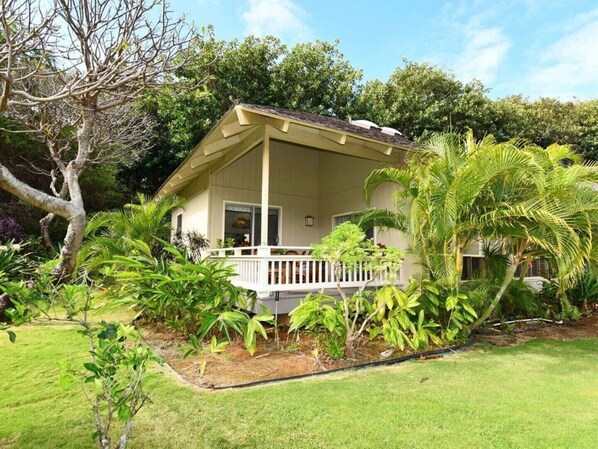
[350,119,381,130]
[380,126,404,136]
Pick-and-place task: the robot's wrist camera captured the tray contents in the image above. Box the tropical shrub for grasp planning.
[362,131,598,332]
[289,292,354,357]
[367,284,440,350]
[404,278,477,342]
[499,280,541,319]
[290,222,423,357]
[568,267,598,308]
[79,194,185,272]
[105,239,273,355]
[289,224,480,355]
[462,279,541,320]
[289,277,475,356]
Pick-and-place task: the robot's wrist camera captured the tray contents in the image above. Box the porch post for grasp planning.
[260,125,270,247]
[257,126,271,294]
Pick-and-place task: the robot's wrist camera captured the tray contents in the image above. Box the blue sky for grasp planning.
[171,0,598,100]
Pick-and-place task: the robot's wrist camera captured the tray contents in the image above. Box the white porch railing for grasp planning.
[207,246,400,297]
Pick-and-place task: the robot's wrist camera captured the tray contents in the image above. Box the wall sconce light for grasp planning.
[305,215,314,227]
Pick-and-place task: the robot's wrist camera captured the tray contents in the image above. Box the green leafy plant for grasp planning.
[568,266,598,308]
[79,194,185,273]
[172,229,210,263]
[368,285,422,350]
[182,334,228,375]
[0,259,60,332]
[215,237,235,255]
[362,132,598,333]
[0,240,32,281]
[403,278,477,342]
[290,223,405,357]
[3,268,161,448]
[106,239,273,355]
[62,321,162,449]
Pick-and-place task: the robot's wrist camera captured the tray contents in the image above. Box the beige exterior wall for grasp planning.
[208,141,320,246]
[171,171,210,237]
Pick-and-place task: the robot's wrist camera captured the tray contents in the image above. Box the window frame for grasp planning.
[222,200,283,246]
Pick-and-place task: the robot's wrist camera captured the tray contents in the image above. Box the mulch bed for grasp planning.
[474,314,598,347]
[141,314,598,389]
[141,323,411,388]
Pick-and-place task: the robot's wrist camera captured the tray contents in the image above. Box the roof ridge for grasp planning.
[239,103,418,150]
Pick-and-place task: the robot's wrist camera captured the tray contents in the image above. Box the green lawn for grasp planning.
[1,324,597,449]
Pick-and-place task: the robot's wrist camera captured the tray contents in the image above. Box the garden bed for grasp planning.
[140,321,432,388]
[141,314,598,389]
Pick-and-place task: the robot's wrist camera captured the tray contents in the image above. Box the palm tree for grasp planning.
[78,194,185,271]
[362,131,598,332]
[362,131,541,285]
[468,144,598,329]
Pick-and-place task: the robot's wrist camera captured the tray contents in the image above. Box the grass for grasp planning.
[1,324,597,449]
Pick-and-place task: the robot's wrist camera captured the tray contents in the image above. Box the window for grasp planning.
[515,258,551,278]
[176,213,183,236]
[461,256,483,280]
[333,212,374,240]
[224,203,281,246]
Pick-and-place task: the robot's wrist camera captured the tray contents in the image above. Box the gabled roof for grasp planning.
[155,104,417,199]
[242,104,418,150]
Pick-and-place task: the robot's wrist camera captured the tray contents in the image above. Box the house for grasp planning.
[155,104,544,312]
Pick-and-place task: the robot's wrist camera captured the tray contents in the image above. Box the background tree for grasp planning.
[353,60,494,139]
[120,35,363,194]
[0,0,192,277]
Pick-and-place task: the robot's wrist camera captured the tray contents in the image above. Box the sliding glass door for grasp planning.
[224,203,281,247]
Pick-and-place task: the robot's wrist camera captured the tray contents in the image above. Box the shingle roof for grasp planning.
[242,104,419,150]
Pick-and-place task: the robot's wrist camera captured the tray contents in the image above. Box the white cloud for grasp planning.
[525,9,598,98]
[241,0,309,41]
[455,20,511,84]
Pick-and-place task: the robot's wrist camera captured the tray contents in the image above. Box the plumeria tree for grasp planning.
[0,0,195,278]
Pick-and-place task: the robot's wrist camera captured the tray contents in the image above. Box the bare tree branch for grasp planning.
[0,0,199,278]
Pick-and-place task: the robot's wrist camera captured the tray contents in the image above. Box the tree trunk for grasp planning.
[51,209,86,281]
[466,262,518,334]
[1,163,81,279]
[0,293,14,323]
[344,334,357,358]
[40,213,56,252]
[117,419,134,449]
[51,108,94,280]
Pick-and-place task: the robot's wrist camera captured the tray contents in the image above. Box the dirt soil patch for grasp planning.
[475,314,598,347]
[141,323,416,388]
